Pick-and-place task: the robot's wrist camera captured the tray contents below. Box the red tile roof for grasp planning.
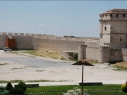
[100,9,127,15]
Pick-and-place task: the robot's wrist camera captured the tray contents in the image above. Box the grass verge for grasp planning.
[112,62,127,71]
[25,84,127,95]
[12,50,64,59]
[0,80,68,83]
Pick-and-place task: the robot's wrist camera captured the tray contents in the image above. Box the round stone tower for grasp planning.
[99,9,127,48]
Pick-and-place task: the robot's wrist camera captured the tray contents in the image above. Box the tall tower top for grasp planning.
[99,9,127,21]
[101,9,127,15]
[99,9,127,48]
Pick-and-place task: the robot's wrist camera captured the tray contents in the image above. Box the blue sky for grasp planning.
[0,1,127,37]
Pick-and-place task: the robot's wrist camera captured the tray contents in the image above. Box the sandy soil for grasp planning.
[0,50,127,86]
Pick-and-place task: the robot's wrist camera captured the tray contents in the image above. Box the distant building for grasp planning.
[64,36,75,38]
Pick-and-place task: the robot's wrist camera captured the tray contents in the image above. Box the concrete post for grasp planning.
[78,45,87,61]
[99,46,110,63]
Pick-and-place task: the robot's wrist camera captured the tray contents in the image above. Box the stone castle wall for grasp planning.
[110,48,123,62]
[85,42,100,47]
[32,38,84,52]
[78,45,86,60]
[0,34,33,50]
[86,47,100,61]
[0,35,7,49]
[110,48,127,62]
[1,32,127,63]
[0,32,85,52]
[78,45,127,63]
[122,48,127,61]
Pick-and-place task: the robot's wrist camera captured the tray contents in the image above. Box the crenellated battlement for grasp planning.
[100,9,127,21]
[0,32,100,42]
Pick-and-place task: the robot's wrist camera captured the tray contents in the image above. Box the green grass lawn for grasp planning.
[25,84,127,95]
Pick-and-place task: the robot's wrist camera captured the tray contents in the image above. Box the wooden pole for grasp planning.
[82,65,84,95]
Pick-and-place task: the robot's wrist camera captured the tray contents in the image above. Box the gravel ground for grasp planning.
[0,50,127,86]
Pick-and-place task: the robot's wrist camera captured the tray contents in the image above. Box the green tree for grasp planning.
[0,86,9,95]
[6,82,13,91]
[10,81,27,94]
[17,81,26,94]
[121,82,127,93]
[74,53,78,61]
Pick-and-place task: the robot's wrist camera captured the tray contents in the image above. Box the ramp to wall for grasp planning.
[59,51,72,60]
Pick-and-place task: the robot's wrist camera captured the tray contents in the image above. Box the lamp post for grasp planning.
[72,59,94,95]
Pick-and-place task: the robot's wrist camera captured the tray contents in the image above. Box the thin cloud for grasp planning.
[15,22,22,26]
[38,24,45,27]
[0,22,7,26]
[50,25,55,28]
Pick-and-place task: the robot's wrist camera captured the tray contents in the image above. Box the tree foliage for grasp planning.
[6,82,13,91]
[7,81,27,94]
[69,52,78,61]
[0,86,9,95]
[121,82,127,93]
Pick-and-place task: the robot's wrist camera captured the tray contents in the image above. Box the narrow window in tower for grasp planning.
[116,14,118,18]
[120,38,122,41]
[123,14,125,17]
[110,14,112,17]
[105,26,107,31]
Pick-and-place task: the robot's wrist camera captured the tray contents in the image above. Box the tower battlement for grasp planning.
[100,9,127,21]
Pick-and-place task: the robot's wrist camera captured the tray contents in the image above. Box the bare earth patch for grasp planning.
[12,50,63,59]
[115,62,127,68]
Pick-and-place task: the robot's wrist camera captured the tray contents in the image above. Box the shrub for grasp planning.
[68,52,78,61]
[63,87,89,95]
[17,81,26,92]
[74,53,78,61]
[10,81,26,94]
[10,87,25,94]
[0,86,9,95]
[121,82,127,93]
[6,82,13,91]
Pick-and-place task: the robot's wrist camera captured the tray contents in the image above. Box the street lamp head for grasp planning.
[72,59,94,66]
[72,59,94,95]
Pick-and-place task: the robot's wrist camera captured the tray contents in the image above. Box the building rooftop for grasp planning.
[100,9,127,15]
